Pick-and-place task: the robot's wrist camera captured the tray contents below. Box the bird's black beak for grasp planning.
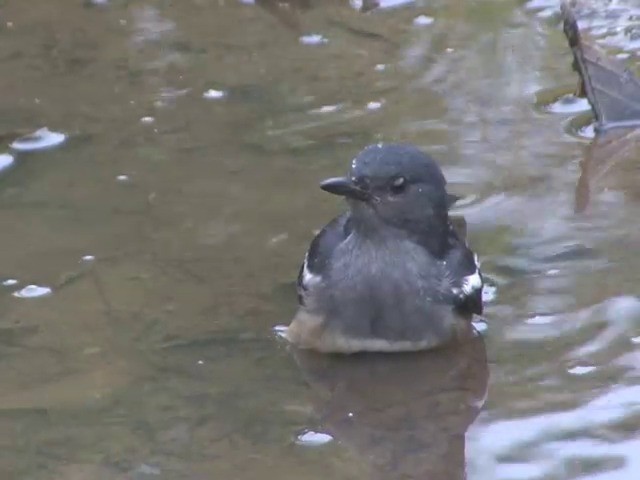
[320,177,372,202]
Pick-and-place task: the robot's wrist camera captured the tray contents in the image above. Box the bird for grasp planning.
[285,143,484,354]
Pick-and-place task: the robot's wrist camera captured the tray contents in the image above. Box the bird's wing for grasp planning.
[444,225,484,316]
[297,213,352,305]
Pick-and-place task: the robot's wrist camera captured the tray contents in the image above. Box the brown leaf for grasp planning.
[561,1,640,129]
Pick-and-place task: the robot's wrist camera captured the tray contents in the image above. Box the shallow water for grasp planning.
[1,1,639,479]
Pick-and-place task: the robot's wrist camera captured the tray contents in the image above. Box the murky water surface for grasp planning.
[1,1,639,479]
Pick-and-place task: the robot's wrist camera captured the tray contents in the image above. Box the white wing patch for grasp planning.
[301,252,322,289]
[461,254,483,295]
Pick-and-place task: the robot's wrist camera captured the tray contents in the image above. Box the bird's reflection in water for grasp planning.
[290,334,488,480]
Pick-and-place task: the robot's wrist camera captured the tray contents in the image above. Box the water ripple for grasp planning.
[469,385,640,479]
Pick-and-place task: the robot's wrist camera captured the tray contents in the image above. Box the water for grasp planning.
[1,1,639,479]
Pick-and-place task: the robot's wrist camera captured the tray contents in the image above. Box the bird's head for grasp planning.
[320,144,456,242]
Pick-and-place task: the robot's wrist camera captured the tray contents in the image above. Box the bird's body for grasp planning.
[286,144,483,354]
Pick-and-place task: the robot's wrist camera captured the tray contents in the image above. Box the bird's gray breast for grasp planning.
[315,235,459,347]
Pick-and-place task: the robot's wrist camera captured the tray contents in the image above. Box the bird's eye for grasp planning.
[390,176,406,194]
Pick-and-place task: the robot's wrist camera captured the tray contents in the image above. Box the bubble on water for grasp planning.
[116,174,131,182]
[2,278,19,286]
[10,128,67,152]
[295,430,334,446]
[564,112,597,141]
[526,315,557,325]
[351,0,414,9]
[12,284,53,298]
[273,324,288,339]
[0,153,14,173]
[81,255,96,262]
[482,284,497,303]
[310,104,341,114]
[413,15,434,26]
[140,116,155,124]
[544,94,591,114]
[299,34,328,45]
[577,122,596,139]
[202,89,226,100]
[473,320,488,333]
[568,365,596,375]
